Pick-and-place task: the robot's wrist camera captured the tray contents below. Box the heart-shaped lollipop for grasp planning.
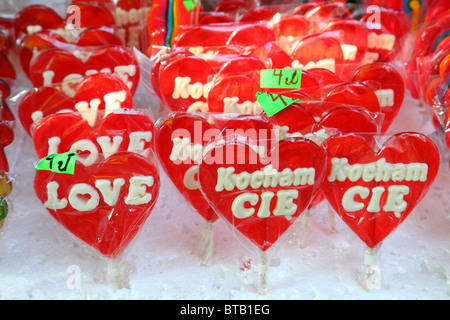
[269,102,379,146]
[322,19,368,77]
[19,29,123,78]
[207,74,261,115]
[28,45,139,97]
[324,82,381,115]
[359,8,410,63]
[158,55,214,112]
[198,137,326,251]
[14,4,115,41]
[32,109,154,167]
[34,151,160,258]
[351,62,405,133]
[156,113,219,223]
[321,132,439,248]
[19,73,134,135]
[291,34,345,78]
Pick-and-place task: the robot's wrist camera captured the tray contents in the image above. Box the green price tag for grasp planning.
[256,92,300,117]
[260,69,302,89]
[36,151,78,175]
[183,0,196,11]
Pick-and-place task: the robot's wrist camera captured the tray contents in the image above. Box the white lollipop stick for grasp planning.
[258,250,268,295]
[328,204,336,232]
[363,244,382,291]
[201,221,215,266]
[105,258,131,289]
[299,209,311,248]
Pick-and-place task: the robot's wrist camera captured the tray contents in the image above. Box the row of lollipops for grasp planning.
[0,0,446,294]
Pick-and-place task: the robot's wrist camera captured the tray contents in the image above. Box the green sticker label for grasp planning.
[183,0,196,11]
[260,69,302,89]
[36,151,78,175]
[256,92,300,117]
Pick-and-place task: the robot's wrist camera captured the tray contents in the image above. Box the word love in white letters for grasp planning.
[42,65,137,97]
[44,176,155,212]
[329,157,428,217]
[46,131,152,166]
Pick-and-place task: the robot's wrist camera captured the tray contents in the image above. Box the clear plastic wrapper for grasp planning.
[17,72,137,136]
[26,44,140,97]
[31,108,155,166]
[11,1,151,52]
[153,37,403,135]
[31,108,158,264]
[400,6,450,158]
[152,6,408,123]
[321,131,440,289]
[33,149,160,260]
[197,128,327,294]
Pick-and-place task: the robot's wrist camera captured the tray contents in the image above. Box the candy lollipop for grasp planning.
[34,151,160,259]
[28,45,139,97]
[156,113,220,265]
[321,132,439,290]
[199,133,326,294]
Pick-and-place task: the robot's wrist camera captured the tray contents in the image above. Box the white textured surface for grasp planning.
[0,56,449,300]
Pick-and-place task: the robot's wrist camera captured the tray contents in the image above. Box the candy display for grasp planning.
[0,0,447,300]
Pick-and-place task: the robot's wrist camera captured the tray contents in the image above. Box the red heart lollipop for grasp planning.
[305,2,353,31]
[18,32,67,78]
[359,8,409,63]
[173,25,230,53]
[292,3,317,16]
[322,19,368,76]
[156,113,219,223]
[270,103,379,142]
[19,29,123,78]
[198,138,326,251]
[214,0,255,15]
[110,0,151,49]
[271,14,311,55]
[291,34,345,78]
[321,132,439,248]
[32,110,154,166]
[207,74,261,115]
[352,62,405,133]
[306,67,342,97]
[217,55,268,76]
[34,151,160,258]
[158,55,214,112]
[73,73,134,126]
[75,28,123,47]
[246,42,292,69]
[198,12,234,25]
[272,14,310,41]
[239,7,277,23]
[324,82,381,115]
[14,5,65,41]
[19,73,134,135]
[226,22,276,48]
[19,87,74,136]
[29,45,139,97]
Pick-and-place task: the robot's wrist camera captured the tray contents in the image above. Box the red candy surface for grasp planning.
[321,133,439,248]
